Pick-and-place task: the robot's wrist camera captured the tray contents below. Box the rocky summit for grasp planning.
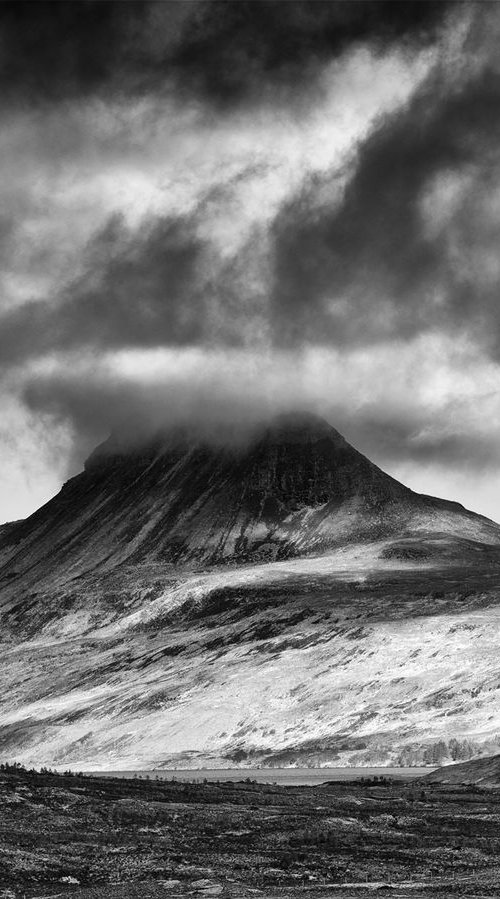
[1,412,500,770]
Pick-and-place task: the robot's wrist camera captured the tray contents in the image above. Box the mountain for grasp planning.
[1,412,500,771]
[422,753,500,786]
[0,412,498,593]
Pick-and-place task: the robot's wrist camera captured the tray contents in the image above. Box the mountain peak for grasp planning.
[2,410,500,589]
[261,410,347,446]
[84,410,343,472]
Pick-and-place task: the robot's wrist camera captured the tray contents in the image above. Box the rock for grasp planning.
[191,880,223,895]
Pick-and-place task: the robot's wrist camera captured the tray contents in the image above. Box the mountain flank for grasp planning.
[2,412,500,770]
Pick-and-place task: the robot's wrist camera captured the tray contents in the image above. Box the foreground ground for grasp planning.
[2,768,500,898]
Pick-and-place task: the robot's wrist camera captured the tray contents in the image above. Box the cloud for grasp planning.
[270,10,500,355]
[0,208,268,368]
[0,1,453,108]
[4,0,500,525]
[6,326,500,523]
[0,38,433,366]
[18,334,500,472]
[0,386,72,521]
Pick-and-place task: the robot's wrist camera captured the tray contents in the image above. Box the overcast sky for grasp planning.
[2,0,500,523]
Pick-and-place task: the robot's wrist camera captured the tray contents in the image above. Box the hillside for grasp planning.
[423,753,500,786]
[1,413,500,770]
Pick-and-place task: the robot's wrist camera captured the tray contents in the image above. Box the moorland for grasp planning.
[1,765,500,899]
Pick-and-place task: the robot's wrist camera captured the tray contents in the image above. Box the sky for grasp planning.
[2,0,500,523]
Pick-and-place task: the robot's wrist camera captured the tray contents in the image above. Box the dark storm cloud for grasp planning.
[271,62,500,351]
[0,0,454,107]
[168,0,455,107]
[0,0,461,370]
[0,212,209,366]
[0,3,490,400]
[0,181,271,368]
[340,412,500,473]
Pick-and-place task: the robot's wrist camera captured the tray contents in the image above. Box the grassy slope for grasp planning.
[423,753,500,786]
[2,539,500,770]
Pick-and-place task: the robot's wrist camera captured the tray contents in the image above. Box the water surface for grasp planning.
[88,766,433,786]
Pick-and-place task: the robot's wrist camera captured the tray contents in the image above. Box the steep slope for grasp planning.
[2,412,500,770]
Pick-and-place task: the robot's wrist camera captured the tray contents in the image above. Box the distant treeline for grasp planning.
[0,761,84,777]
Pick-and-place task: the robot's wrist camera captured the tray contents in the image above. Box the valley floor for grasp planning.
[2,768,500,898]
